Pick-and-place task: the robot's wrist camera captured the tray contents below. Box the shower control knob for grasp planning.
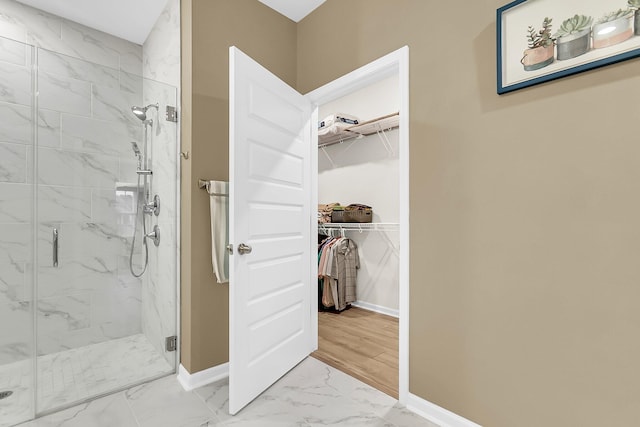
[144,195,161,216]
[145,225,161,247]
[237,243,252,255]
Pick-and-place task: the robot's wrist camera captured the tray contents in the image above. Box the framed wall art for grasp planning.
[497,0,640,94]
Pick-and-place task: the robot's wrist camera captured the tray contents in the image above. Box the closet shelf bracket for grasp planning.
[376,127,395,156]
[320,145,337,168]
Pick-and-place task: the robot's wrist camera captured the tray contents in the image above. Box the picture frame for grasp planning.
[497,0,640,94]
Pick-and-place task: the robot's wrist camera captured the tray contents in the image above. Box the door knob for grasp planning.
[237,243,252,255]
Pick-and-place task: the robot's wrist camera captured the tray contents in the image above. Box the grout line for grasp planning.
[121,388,143,427]
[191,382,222,422]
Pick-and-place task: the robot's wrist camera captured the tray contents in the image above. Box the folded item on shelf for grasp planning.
[318,121,353,138]
[318,202,342,223]
[318,113,359,129]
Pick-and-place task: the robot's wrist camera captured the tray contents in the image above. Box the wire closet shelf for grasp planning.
[319,222,400,233]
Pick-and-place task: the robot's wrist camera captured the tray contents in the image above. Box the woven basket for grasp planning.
[331,209,372,223]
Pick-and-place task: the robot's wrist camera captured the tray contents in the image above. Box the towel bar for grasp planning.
[198,179,229,197]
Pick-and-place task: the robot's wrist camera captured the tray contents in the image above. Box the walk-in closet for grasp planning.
[312,75,401,398]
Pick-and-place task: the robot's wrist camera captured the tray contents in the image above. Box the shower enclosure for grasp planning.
[0,36,178,426]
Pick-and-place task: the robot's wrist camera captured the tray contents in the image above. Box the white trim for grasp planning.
[351,301,399,318]
[306,45,410,405]
[407,393,483,427]
[310,106,319,353]
[228,46,238,411]
[306,52,400,105]
[177,363,229,391]
[397,45,410,406]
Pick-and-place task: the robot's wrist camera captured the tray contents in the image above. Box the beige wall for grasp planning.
[183,1,640,425]
[299,1,640,426]
[180,0,297,373]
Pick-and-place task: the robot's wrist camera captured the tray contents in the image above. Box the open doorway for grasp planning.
[306,47,409,403]
[312,76,401,398]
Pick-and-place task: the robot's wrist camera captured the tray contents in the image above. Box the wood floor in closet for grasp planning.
[311,307,398,399]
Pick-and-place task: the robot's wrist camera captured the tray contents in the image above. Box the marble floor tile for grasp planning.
[12,356,435,427]
[379,403,440,427]
[18,393,138,427]
[1,333,172,426]
[193,357,434,427]
[192,377,231,423]
[36,333,172,413]
[0,359,33,427]
[124,375,216,427]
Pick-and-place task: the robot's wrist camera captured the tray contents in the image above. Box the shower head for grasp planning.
[131,106,147,121]
[131,103,159,122]
[130,141,141,157]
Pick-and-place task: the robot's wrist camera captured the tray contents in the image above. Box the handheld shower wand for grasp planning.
[131,140,152,175]
[130,141,142,169]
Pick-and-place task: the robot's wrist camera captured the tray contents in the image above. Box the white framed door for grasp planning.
[228,47,314,415]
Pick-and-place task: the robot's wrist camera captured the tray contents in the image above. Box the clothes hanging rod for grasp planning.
[319,222,400,232]
[198,179,229,197]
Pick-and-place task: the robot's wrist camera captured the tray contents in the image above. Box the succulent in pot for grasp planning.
[521,17,554,71]
[554,14,593,60]
[629,0,640,36]
[593,9,634,49]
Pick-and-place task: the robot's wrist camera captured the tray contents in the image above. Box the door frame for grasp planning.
[305,46,410,404]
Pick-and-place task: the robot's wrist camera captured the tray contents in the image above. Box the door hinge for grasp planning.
[165,335,177,352]
[166,105,178,122]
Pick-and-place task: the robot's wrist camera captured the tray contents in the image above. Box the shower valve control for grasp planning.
[145,225,161,247]
[144,195,161,216]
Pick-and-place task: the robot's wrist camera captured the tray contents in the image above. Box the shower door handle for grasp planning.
[52,228,58,267]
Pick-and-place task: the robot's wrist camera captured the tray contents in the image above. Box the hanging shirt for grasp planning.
[329,238,359,310]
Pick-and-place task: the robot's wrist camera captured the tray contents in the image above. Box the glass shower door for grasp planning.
[34,48,177,414]
[0,36,35,427]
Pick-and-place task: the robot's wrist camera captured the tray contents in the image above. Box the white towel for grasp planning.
[207,180,229,283]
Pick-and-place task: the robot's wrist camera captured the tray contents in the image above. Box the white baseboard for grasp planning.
[177,362,229,391]
[406,393,482,427]
[351,301,399,318]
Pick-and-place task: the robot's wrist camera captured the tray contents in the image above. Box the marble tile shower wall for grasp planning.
[36,51,145,355]
[142,0,180,367]
[0,36,34,366]
[0,0,141,74]
[141,78,177,367]
[0,0,148,358]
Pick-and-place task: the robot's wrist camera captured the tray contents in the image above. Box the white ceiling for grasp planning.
[258,0,325,22]
[14,0,325,45]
